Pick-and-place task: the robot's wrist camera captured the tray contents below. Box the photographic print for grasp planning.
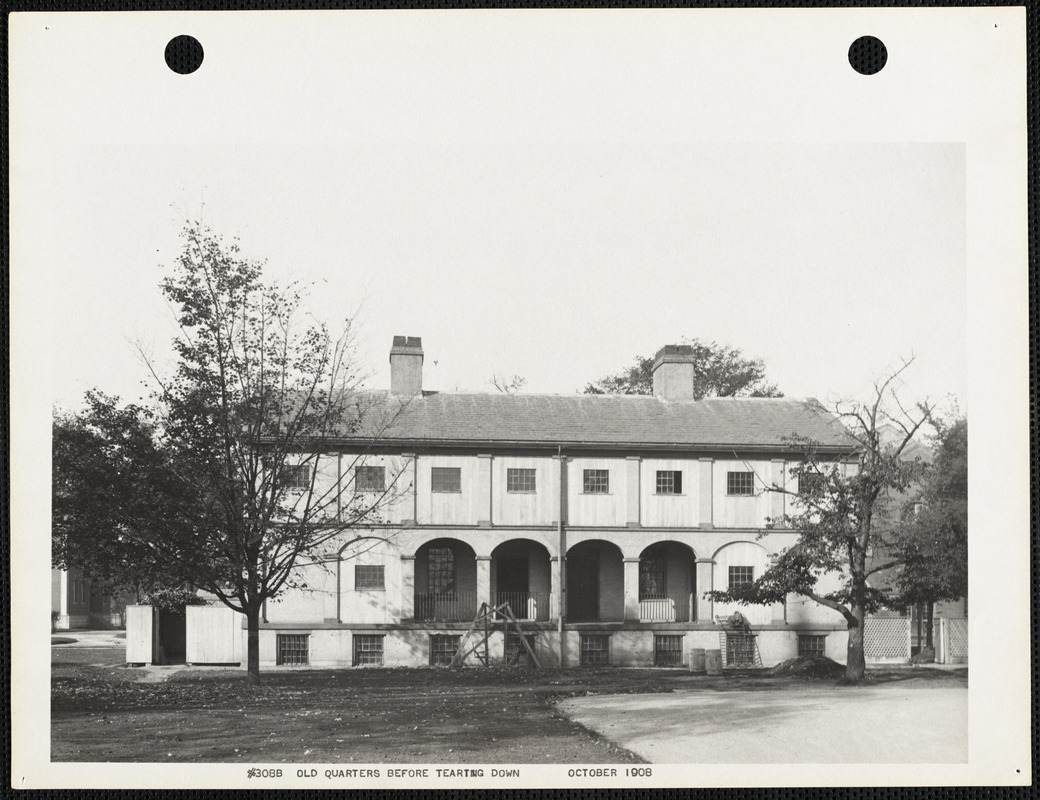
[9,8,1029,789]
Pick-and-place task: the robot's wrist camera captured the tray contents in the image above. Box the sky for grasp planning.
[15,13,967,418]
[35,140,966,417]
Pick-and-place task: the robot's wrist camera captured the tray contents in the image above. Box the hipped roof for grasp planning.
[333,391,857,453]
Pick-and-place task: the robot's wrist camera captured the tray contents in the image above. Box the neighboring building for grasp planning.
[171,336,865,669]
[51,568,125,630]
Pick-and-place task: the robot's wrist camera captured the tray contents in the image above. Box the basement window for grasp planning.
[276,633,309,666]
[655,470,682,495]
[654,635,684,667]
[582,469,609,494]
[727,471,755,495]
[353,634,385,666]
[429,634,460,666]
[580,634,610,666]
[506,468,537,493]
[798,634,827,658]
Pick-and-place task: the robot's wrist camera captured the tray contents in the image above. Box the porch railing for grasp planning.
[493,591,550,621]
[639,593,693,623]
[414,591,478,622]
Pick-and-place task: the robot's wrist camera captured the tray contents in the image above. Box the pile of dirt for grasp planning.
[769,656,845,679]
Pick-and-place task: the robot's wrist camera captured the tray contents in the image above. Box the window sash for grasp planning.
[506,468,537,493]
[798,635,827,657]
[428,547,456,593]
[582,469,609,494]
[429,635,460,666]
[580,634,610,666]
[728,565,754,588]
[639,556,667,599]
[431,467,462,493]
[353,634,385,666]
[355,565,385,591]
[276,634,309,665]
[655,470,682,494]
[727,471,755,495]
[355,466,386,492]
[279,464,311,491]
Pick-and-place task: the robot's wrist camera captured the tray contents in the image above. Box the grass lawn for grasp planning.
[51,646,967,764]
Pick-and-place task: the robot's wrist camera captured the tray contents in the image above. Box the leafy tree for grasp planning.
[583,339,782,397]
[52,393,191,601]
[892,417,968,647]
[706,362,932,682]
[56,223,407,680]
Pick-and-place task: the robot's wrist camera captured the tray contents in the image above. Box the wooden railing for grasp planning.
[639,593,693,622]
[493,592,550,621]
[414,592,478,622]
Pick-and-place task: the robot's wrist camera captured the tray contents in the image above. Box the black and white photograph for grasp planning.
[9,8,1029,789]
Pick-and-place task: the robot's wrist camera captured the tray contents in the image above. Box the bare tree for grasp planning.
[708,360,933,682]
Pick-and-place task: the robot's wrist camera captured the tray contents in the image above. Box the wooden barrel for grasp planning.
[705,648,723,676]
[690,648,706,673]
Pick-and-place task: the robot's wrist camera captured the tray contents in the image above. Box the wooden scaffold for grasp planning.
[449,601,542,668]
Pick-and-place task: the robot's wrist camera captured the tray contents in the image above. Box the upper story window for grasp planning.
[355,564,385,591]
[431,467,462,493]
[506,468,537,493]
[727,471,755,496]
[729,565,754,589]
[583,469,609,494]
[798,471,825,496]
[655,470,682,495]
[278,464,311,491]
[355,466,386,492]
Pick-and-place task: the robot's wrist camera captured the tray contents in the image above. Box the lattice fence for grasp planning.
[945,618,968,661]
[864,617,909,661]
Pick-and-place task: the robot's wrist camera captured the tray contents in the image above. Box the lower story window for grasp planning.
[580,634,610,666]
[654,634,684,667]
[353,634,385,666]
[429,634,460,666]
[276,633,309,666]
[505,632,537,665]
[798,634,827,658]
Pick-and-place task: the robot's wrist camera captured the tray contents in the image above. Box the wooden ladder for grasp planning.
[715,615,763,668]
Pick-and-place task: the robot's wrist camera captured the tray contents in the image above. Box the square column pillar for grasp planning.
[477,454,493,527]
[698,458,714,528]
[625,456,641,527]
[476,556,492,609]
[400,555,415,621]
[623,558,641,622]
[550,555,560,621]
[771,459,786,525]
[696,558,715,622]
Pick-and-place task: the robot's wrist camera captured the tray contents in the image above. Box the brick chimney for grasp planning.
[389,335,424,396]
[651,344,696,402]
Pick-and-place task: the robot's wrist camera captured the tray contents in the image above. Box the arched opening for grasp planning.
[414,538,477,621]
[491,539,552,621]
[712,540,772,626]
[566,540,624,622]
[638,541,697,622]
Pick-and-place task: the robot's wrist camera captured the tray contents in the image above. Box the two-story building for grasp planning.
[225,336,858,670]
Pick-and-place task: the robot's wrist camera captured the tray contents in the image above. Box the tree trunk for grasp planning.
[925,602,934,648]
[246,603,261,682]
[845,604,866,683]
